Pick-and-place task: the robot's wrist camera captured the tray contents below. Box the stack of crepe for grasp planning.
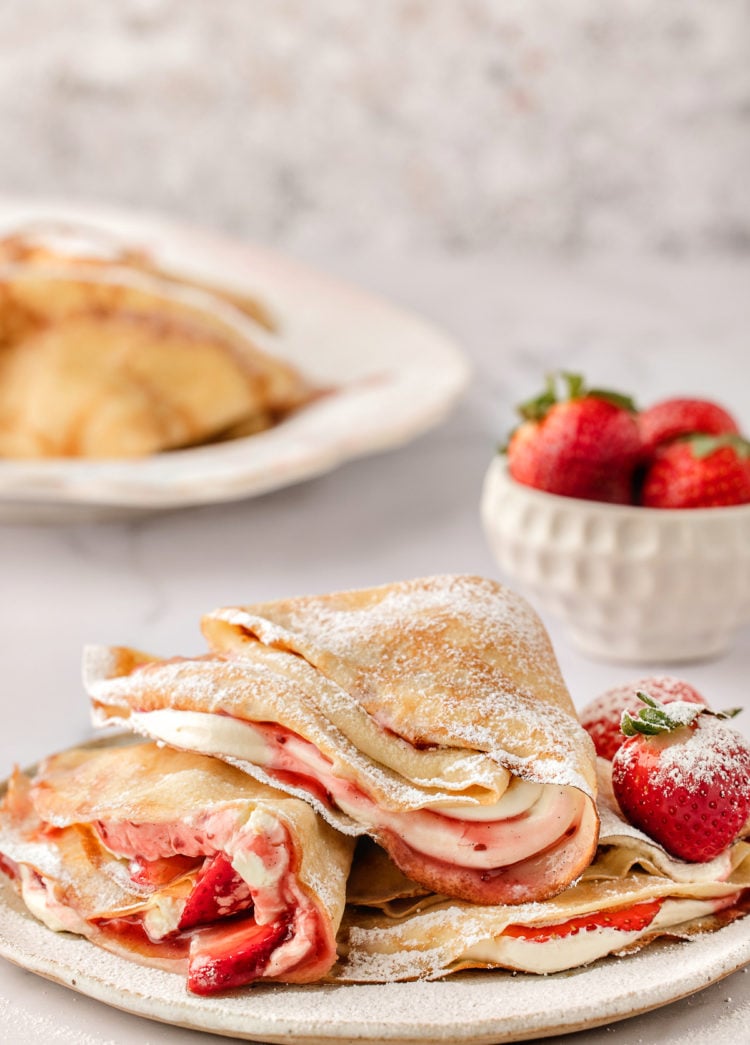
[1,575,748,996]
[0,225,314,457]
[337,760,750,981]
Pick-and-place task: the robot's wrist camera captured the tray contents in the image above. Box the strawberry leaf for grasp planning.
[586,388,637,412]
[517,374,558,422]
[687,433,750,460]
[620,690,706,737]
[561,372,586,400]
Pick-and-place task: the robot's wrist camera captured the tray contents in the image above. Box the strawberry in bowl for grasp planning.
[640,433,750,509]
[506,372,640,504]
[482,376,750,661]
[611,692,750,862]
[638,397,740,460]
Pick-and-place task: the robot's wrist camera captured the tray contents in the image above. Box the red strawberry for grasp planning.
[611,693,750,862]
[580,676,708,761]
[188,915,291,994]
[639,398,739,459]
[506,372,641,503]
[640,433,750,508]
[178,852,253,931]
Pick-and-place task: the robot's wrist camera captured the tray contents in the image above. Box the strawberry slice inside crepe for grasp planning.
[0,742,353,994]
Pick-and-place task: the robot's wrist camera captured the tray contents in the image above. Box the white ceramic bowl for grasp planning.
[480,456,750,663]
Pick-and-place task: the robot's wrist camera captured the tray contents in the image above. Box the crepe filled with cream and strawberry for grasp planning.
[0,741,353,994]
[84,575,599,907]
[334,759,750,982]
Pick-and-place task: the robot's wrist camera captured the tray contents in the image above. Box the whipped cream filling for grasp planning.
[462,896,728,974]
[123,708,586,871]
[18,866,89,936]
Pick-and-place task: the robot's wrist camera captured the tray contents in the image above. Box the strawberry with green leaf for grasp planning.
[611,692,750,863]
[506,372,641,503]
[640,433,750,508]
[638,397,740,459]
[580,676,708,762]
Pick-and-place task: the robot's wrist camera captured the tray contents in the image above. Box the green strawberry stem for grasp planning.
[686,432,750,460]
[516,371,636,423]
[620,690,741,737]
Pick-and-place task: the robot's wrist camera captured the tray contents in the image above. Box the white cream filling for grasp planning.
[124,708,583,870]
[142,894,184,940]
[462,897,720,974]
[431,778,544,821]
[18,867,90,935]
[128,709,271,765]
[230,808,289,898]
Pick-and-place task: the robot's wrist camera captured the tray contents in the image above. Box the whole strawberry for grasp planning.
[640,433,750,508]
[611,693,750,862]
[580,676,708,761]
[506,372,641,503]
[639,397,739,459]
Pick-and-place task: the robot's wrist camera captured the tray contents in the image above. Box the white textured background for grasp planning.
[1,0,749,255]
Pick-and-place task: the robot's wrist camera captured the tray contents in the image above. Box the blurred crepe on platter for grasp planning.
[0,224,315,458]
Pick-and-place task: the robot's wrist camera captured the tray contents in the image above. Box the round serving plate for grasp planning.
[1,737,748,1045]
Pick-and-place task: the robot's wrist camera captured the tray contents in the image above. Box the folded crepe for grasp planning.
[0,223,277,332]
[85,575,600,906]
[335,759,750,981]
[0,741,354,994]
[0,263,313,458]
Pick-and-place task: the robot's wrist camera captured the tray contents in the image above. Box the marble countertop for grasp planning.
[1,246,748,1044]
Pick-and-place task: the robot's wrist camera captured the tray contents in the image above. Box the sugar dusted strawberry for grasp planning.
[580,676,708,761]
[506,372,641,503]
[611,693,750,862]
[640,433,750,508]
[639,398,740,459]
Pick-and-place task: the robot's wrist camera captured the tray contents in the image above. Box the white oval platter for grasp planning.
[0,198,470,521]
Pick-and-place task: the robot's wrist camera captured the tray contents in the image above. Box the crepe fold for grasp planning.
[85,575,599,906]
[0,741,354,994]
[335,761,750,981]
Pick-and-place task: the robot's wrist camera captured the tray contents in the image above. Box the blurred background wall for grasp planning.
[1,0,748,257]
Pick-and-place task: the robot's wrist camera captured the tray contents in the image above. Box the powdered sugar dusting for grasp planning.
[204,575,598,799]
[611,714,750,823]
[650,716,750,790]
[584,677,708,723]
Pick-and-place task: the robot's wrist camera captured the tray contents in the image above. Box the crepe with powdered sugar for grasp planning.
[85,574,599,907]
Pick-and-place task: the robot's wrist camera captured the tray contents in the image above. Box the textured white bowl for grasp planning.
[481,457,750,663]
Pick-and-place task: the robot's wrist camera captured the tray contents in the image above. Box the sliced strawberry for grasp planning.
[178,852,253,931]
[503,899,663,941]
[187,915,291,994]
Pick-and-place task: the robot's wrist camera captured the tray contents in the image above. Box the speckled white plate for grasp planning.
[1,870,748,1043]
[0,199,470,522]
